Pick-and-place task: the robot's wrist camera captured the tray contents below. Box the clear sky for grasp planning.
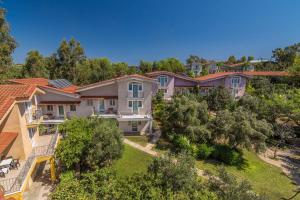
[3,0,300,65]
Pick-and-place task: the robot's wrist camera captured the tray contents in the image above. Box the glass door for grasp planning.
[133,101,138,114]
[25,102,33,122]
[58,105,64,118]
[99,99,105,113]
[133,84,138,98]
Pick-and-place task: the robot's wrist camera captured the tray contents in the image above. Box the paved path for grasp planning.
[123,138,208,179]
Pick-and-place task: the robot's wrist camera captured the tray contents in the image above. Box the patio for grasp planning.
[0,131,59,195]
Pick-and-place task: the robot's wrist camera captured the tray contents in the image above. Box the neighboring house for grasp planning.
[146,71,199,100]
[220,62,255,72]
[10,74,158,135]
[0,84,59,199]
[206,62,219,74]
[76,74,157,134]
[196,72,251,98]
[195,71,289,98]
[186,62,202,76]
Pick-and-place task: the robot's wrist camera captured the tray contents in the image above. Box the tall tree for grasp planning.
[112,62,129,77]
[23,50,49,78]
[139,60,152,73]
[49,38,85,81]
[156,58,186,73]
[0,8,17,80]
[227,55,237,64]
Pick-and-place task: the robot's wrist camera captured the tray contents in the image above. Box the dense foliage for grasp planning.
[55,118,123,173]
[51,153,264,200]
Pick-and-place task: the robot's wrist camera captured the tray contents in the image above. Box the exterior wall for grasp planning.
[117,78,152,115]
[0,104,33,160]
[199,75,247,97]
[224,76,247,97]
[118,121,149,134]
[37,89,78,102]
[78,83,118,96]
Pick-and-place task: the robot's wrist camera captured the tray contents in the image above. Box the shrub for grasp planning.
[173,136,196,155]
[211,144,242,166]
[197,144,214,160]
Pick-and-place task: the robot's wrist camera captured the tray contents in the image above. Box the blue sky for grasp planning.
[3,0,300,65]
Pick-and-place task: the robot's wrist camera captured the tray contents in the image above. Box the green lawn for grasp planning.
[124,135,149,147]
[113,144,153,177]
[196,150,297,200]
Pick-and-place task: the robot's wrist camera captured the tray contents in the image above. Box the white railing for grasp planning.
[128,91,144,98]
[25,109,43,124]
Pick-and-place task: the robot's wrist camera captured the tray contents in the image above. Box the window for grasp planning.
[86,99,93,106]
[158,89,167,94]
[231,77,241,88]
[70,105,76,112]
[109,99,116,106]
[28,128,36,139]
[47,105,53,112]
[128,101,142,108]
[158,75,168,87]
[128,82,142,91]
[138,101,142,108]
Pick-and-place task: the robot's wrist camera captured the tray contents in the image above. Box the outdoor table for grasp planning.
[0,158,12,168]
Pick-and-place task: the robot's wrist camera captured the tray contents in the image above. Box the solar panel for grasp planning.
[48,79,72,88]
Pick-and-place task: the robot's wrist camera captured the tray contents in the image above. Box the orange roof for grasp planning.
[0,132,18,154]
[243,71,289,76]
[78,74,157,91]
[0,85,37,120]
[195,72,246,81]
[9,78,78,94]
[195,71,289,81]
[9,78,49,86]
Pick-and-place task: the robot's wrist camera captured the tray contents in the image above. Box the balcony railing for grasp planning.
[127,91,144,98]
[0,130,59,195]
[25,109,43,125]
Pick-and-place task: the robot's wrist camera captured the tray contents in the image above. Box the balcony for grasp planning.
[25,109,43,126]
[127,91,144,98]
[41,114,66,125]
[0,131,59,195]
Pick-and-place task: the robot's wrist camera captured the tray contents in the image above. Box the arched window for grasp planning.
[158,75,168,87]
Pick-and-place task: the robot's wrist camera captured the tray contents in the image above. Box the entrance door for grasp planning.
[99,99,105,113]
[132,101,138,114]
[58,105,64,118]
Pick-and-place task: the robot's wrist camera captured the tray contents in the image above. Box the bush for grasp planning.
[211,144,243,166]
[197,144,214,160]
[173,136,197,155]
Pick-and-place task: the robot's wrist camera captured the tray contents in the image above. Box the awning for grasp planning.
[0,132,18,154]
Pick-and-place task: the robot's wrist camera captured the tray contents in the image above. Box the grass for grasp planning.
[196,150,297,200]
[124,135,149,147]
[112,144,153,177]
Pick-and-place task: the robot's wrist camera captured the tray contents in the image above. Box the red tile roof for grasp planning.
[195,72,246,81]
[39,101,81,104]
[78,74,157,91]
[0,85,37,120]
[195,71,289,81]
[0,132,18,154]
[243,71,289,76]
[9,78,78,94]
[9,78,49,86]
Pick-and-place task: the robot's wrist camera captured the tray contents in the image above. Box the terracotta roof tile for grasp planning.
[195,71,289,81]
[0,132,18,154]
[243,71,289,76]
[9,78,49,86]
[9,78,78,94]
[0,85,37,120]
